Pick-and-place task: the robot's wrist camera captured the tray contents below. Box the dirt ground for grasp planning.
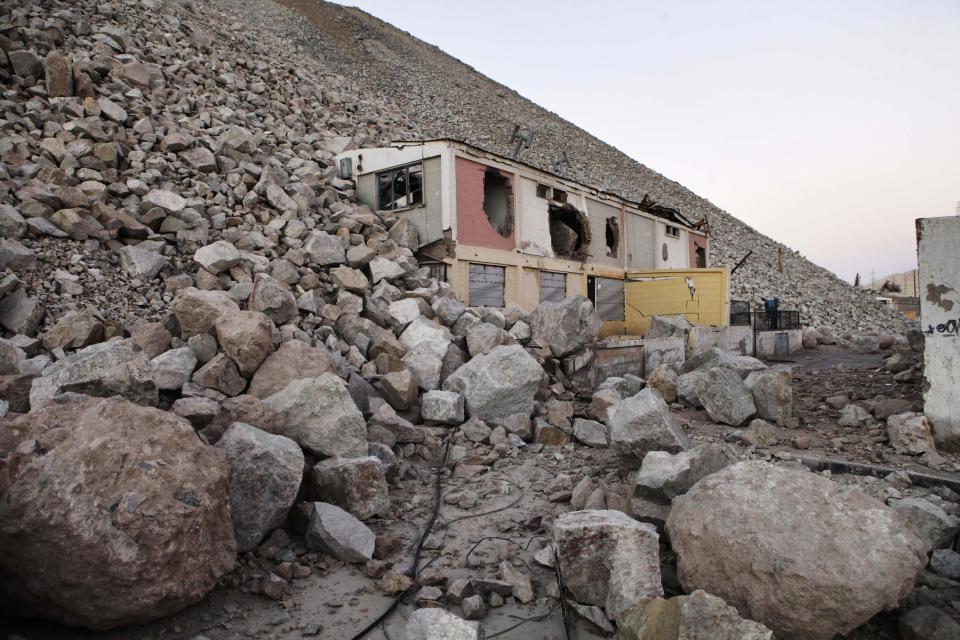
[4,344,957,640]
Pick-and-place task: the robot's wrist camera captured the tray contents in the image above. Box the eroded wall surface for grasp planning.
[918,216,960,452]
[455,157,515,252]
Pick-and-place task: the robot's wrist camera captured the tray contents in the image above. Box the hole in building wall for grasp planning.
[695,245,706,268]
[549,203,590,258]
[605,217,619,258]
[482,170,513,238]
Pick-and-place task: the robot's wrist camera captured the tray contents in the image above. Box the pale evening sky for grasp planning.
[334,0,960,284]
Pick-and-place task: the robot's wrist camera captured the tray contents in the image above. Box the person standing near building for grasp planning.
[761,296,780,330]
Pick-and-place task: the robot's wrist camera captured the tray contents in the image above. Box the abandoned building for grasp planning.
[336,139,713,337]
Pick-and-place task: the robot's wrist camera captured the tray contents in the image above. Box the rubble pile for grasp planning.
[0,0,955,639]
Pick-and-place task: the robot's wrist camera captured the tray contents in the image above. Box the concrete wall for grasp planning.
[918,216,960,452]
[643,336,687,375]
[655,224,688,269]
[689,325,754,356]
[754,330,803,359]
[585,198,623,269]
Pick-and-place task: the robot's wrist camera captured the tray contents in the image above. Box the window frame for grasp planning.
[665,224,680,239]
[375,161,424,211]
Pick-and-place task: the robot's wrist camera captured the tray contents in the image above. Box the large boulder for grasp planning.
[744,367,792,425]
[172,287,240,338]
[264,374,367,459]
[680,348,766,378]
[607,388,691,464]
[442,344,543,422]
[887,412,937,456]
[247,339,333,398]
[248,273,297,325]
[617,590,773,639]
[666,461,928,640]
[698,367,755,427]
[0,397,236,629]
[217,423,304,552]
[528,296,601,357]
[554,510,663,619]
[311,456,390,520]
[214,311,275,377]
[305,502,374,563]
[30,339,157,409]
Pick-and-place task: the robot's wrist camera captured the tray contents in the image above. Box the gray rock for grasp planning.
[311,456,389,520]
[667,461,928,640]
[617,590,773,639]
[248,273,297,325]
[0,288,43,336]
[432,297,465,326]
[264,374,367,459]
[0,238,36,271]
[890,497,959,551]
[887,412,937,455]
[527,296,601,357]
[442,344,543,422]
[899,605,960,640]
[248,339,333,399]
[676,369,710,409]
[573,418,609,447]
[119,245,168,279]
[402,342,444,391]
[193,240,241,274]
[150,347,198,391]
[632,444,737,504]
[305,502,374,563]
[405,608,482,640]
[141,189,187,215]
[744,367,792,425]
[421,390,464,424]
[645,315,693,339]
[838,403,873,427]
[680,347,767,378]
[30,339,157,409]
[400,317,452,360]
[929,548,960,579]
[218,423,304,552]
[303,231,345,265]
[645,364,677,403]
[607,388,690,463]
[698,367,756,427]
[554,509,662,619]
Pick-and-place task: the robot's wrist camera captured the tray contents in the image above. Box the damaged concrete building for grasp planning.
[336,139,712,339]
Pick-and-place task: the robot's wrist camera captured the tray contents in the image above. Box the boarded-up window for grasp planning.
[539,271,566,303]
[592,276,625,321]
[468,264,505,308]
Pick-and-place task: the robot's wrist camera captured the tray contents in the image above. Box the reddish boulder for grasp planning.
[0,397,236,629]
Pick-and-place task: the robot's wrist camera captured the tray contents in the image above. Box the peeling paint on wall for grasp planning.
[925,282,956,311]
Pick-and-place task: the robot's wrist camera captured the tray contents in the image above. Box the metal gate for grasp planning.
[539,271,566,303]
[468,264,505,307]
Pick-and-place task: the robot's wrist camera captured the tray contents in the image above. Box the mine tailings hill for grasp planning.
[269,0,910,334]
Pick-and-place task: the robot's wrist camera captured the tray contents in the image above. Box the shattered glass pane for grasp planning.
[408,165,423,206]
[376,162,423,210]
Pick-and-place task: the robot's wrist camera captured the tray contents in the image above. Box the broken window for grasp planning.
[482,169,513,238]
[695,245,706,268]
[665,224,680,238]
[548,203,590,258]
[376,162,423,211]
[536,183,550,199]
[605,217,619,258]
[552,188,567,203]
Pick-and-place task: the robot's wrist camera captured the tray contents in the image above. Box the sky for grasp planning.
[333,0,960,284]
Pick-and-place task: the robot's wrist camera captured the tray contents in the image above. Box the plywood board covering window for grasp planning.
[468,264,505,308]
[539,271,566,304]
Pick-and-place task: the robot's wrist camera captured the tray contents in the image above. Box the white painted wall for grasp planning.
[918,216,960,452]
[516,177,551,257]
[654,223,688,269]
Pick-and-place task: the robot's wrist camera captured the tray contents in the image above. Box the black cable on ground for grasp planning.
[485,605,560,639]
[553,546,575,640]
[346,428,456,640]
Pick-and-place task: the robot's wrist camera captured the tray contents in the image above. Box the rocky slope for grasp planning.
[245,0,910,334]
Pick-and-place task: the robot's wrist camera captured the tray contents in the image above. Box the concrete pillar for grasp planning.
[917,217,960,452]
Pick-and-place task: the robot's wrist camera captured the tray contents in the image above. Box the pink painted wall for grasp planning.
[455,156,515,251]
[689,232,708,268]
